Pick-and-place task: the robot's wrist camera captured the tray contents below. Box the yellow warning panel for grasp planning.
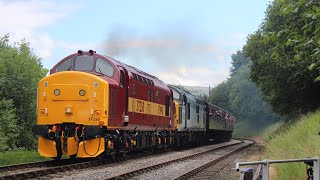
[77,137,105,158]
[61,137,79,157]
[38,137,57,158]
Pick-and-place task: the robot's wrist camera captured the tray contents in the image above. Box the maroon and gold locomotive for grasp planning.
[32,50,235,159]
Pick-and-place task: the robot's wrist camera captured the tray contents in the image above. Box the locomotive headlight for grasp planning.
[54,89,60,96]
[79,89,86,96]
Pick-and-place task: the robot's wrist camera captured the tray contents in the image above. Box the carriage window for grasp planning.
[196,105,199,113]
[75,55,94,71]
[56,58,73,72]
[95,58,114,77]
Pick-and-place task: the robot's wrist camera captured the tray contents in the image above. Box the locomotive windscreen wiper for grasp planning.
[67,65,73,71]
[97,67,103,75]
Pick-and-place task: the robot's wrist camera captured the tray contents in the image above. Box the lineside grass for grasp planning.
[265,111,320,179]
[0,150,50,166]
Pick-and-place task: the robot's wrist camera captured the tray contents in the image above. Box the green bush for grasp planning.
[0,35,48,150]
[0,99,19,151]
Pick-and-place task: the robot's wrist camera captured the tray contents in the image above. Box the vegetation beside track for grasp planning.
[262,111,320,179]
[0,150,49,166]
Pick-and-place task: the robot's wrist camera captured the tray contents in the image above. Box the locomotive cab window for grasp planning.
[56,58,73,72]
[95,58,114,77]
[75,55,94,71]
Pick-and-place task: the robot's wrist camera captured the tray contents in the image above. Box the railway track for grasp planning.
[0,158,92,175]
[0,151,154,180]
[105,140,253,180]
[176,140,254,180]
[0,139,251,180]
[0,158,100,180]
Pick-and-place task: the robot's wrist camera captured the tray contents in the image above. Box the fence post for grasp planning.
[261,159,269,180]
[314,157,320,180]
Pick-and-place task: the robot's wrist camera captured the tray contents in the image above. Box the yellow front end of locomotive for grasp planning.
[36,71,109,158]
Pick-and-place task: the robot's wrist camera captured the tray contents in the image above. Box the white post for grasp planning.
[314,157,320,180]
[262,159,269,180]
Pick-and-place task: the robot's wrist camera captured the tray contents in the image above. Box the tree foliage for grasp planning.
[244,0,320,118]
[230,50,250,76]
[209,82,232,112]
[0,99,18,151]
[0,34,48,150]
[210,51,278,136]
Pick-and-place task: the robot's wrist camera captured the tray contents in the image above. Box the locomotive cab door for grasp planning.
[118,66,129,126]
[182,93,187,129]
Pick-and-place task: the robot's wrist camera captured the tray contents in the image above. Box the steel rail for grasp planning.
[0,139,244,180]
[175,140,255,180]
[105,140,244,180]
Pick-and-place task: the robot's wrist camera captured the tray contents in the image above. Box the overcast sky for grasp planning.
[0,0,271,87]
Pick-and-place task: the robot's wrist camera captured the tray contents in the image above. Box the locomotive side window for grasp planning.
[172,89,180,100]
[165,95,170,116]
[56,58,73,72]
[147,90,154,102]
[150,90,154,102]
[95,58,114,77]
[75,55,94,71]
[132,84,136,94]
[187,103,190,119]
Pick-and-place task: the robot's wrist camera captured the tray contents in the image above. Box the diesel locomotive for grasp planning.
[32,50,235,160]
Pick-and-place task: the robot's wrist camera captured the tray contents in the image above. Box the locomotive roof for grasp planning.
[169,85,203,100]
[169,85,234,117]
[51,51,169,91]
[106,56,163,82]
[104,55,169,91]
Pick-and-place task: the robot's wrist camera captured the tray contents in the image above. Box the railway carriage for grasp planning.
[205,102,234,141]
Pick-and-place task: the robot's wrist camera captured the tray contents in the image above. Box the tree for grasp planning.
[209,81,232,112]
[230,50,250,76]
[210,51,278,136]
[0,99,18,151]
[0,34,48,150]
[244,0,320,118]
